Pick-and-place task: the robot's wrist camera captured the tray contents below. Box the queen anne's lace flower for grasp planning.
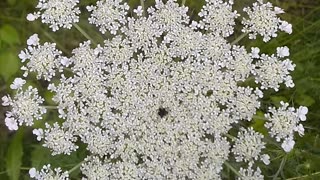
[10,78,26,90]
[27,0,80,31]
[3,0,307,179]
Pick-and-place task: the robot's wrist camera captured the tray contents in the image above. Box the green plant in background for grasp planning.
[0,0,320,179]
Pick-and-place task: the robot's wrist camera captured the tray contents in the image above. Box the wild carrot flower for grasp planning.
[2,0,307,179]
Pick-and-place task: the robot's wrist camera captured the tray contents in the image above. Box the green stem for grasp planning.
[272,155,287,180]
[182,0,186,6]
[0,16,24,21]
[43,106,58,110]
[224,162,242,178]
[0,167,31,175]
[231,33,248,46]
[64,67,73,72]
[224,133,236,140]
[41,30,69,54]
[73,24,97,45]
[252,115,267,120]
[0,85,6,92]
[20,167,31,170]
[287,171,320,180]
[69,161,83,174]
[140,0,146,16]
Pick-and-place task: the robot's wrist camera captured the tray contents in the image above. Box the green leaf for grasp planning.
[6,0,16,6]
[252,111,268,135]
[44,90,56,105]
[31,145,51,168]
[270,96,288,107]
[295,93,315,106]
[6,129,24,180]
[0,25,20,45]
[0,51,20,81]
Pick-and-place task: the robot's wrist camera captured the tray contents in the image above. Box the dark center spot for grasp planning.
[158,108,168,118]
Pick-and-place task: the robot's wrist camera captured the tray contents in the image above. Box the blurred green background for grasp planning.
[0,0,320,179]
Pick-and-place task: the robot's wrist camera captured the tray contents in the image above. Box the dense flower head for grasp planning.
[2,79,46,131]
[198,0,239,37]
[2,0,308,179]
[232,127,270,165]
[87,0,129,35]
[250,46,295,91]
[242,0,292,42]
[27,0,80,31]
[265,101,307,152]
[19,34,65,80]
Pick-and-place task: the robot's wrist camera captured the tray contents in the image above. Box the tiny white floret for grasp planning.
[27,34,40,46]
[10,78,26,90]
[277,46,290,57]
[29,168,37,178]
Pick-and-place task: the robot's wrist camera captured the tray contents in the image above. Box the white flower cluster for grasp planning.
[2,0,308,179]
[232,127,270,165]
[265,101,308,152]
[34,123,79,155]
[29,164,69,180]
[239,164,264,180]
[252,46,295,91]
[198,0,239,37]
[27,0,80,31]
[18,34,65,80]
[242,0,292,42]
[87,0,129,34]
[2,78,46,131]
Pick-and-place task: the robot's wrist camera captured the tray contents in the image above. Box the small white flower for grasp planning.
[297,106,308,121]
[294,124,305,136]
[261,154,270,165]
[5,117,18,131]
[26,13,38,21]
[60,57,71,67]
[274,7,284,14]
[18,51,29,62]
[27,34,40,46]
[29,164,69,179]
[29,168,37,178]
[254,88,263,98]
[134,6,144,16]
[277,46,290,57]
[10,78,26,90]
[2,96,10,106]
[251,47,260,58]
[239,164,264,180]
[33,128,44,141]
[281,138,295,152]
[280,21,292,34]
